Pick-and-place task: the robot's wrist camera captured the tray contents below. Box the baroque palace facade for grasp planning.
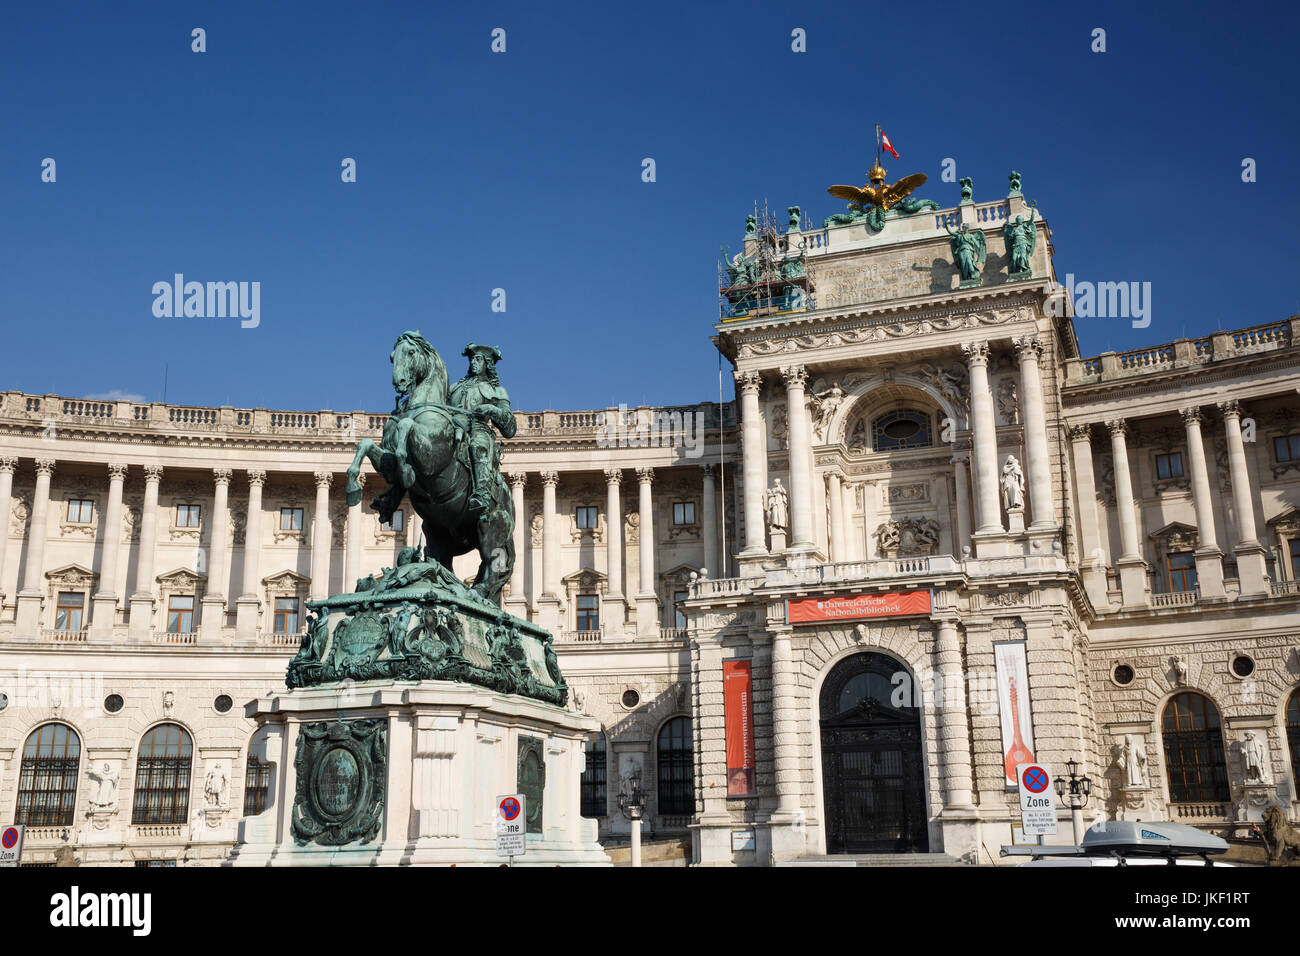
[3,175,1300,865]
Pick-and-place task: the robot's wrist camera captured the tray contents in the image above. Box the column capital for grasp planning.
[142,464,163,483]
[0,456,18,475]
[1217,399,1243,419]
[700,463,716,479]
[108,462,129,481]
[509,471,528,489]
[602,468,621,486]
[1179,406,1204,427]
[212,467,232,486]
[949,452,971,465]
[1066,423,1093,443]
[1011,334,1043,362]
[34,458,56,477]
[779,365,808,389]
[314,471,334,488]
[636,467,655,485]
[733,370,764,395]
[960,340,991,366]
[540,470,559,487]
[1104,419,1129,438]
[247,469,267,487]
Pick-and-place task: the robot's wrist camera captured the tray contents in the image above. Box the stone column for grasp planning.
[700,464,718,577]
[344,473,365,592]
[15,458,55,635]
[768,624,807,861]
[735,370,768,561]
[1106,420,1148,607]
[504,472,529,618]
[0,457,15,609]
[951,451,972,558]
[635,468,659,636]
[1066,425,1109,606]
[200,469,231,642]
[602,469,626,637]
[91,463,128,640]
[1219,400,1269,595]
[235,470,267,640]
[826,472,844,562]
[861,480,878,561]
[841,480,859,561]
[962,342,1003,535]
[310,472,333,601]
[1180,407,1225,598]
[780,365,815,553]
[932,474,952,558]
[932,617,975,808]
[1013,335,1056,529]
[127,465,163,640]
[537,471,562,631]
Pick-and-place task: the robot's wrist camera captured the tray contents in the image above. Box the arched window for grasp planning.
[580,732,607,818]
[656,716,694,817]
[15,724,81,826]
[132,724,193,825]
[1161,692,1230,804]
[872,409,932,451]
[1287,690,1300,796]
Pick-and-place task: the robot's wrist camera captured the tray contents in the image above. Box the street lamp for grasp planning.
[618,770,645,867]
[1054,758,1092,845]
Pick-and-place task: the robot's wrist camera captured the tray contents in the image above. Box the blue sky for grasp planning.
[2,0,1296,414]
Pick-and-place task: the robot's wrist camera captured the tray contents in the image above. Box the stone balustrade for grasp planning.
[1064,317,1299,385]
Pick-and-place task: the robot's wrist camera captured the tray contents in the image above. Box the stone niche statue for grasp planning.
[1120,734,1148,788]
[766,479,789,532]
[1001,455,1025,511]
[809,382,844,441]
[87,762,120,813]
[1242,731,1272,784]
[205,761,230,809]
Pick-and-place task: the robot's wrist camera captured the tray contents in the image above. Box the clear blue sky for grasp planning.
[2,0,1296,414]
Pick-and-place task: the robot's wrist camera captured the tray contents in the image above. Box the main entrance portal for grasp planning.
[820,652,929,854]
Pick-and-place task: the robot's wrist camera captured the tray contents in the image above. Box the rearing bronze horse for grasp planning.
[344,331,515,603]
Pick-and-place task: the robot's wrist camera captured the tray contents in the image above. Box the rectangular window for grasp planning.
[66,499,93,523]
[575,506,598,529]
[1155,452,1183,480]
[1168,552,1198,593]
[274,597,300,634]
[280,507,304,531]
[673,501,696,526]
[1278,434,1300,463]
[175,503,202,528]
[55,592,84,632]
[576,594,599,631]
[1290,539,1300,580]
[674,590,689,629]
[167,595,195,633]
[381,509,404,532]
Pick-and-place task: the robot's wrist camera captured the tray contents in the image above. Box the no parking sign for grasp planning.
[0,825,24,866]
[496,794,526,858]
[1016,763,1058,836]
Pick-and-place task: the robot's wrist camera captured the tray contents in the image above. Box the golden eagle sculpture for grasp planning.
[827,161,928,214]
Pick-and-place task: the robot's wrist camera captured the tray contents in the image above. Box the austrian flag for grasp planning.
[880,131,900,160]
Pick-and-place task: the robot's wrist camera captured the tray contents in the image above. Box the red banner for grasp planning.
[724,660,755,796]
[788,589,932,623]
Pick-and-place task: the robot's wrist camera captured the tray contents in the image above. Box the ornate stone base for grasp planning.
[1234,781,1280,829]
[957,278,982,289]
[226,680,609,866]
[1116,786,1164,822]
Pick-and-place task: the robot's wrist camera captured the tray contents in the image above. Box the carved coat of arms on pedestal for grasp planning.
[291,719,387,847]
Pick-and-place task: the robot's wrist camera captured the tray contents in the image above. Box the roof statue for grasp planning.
[826,125,929,232]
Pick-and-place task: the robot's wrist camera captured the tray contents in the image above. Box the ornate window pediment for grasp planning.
[263,569,310,602]
[45,565,98,619]
[1268,509,1300,537]
[157,566,206,600]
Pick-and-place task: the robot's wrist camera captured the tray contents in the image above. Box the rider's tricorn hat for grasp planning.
[462,343,503,364]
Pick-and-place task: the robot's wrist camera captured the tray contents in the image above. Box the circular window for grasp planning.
[622,689,640,708]
[104,694,124,713]
[214,694,233,713]
[1113,664,1135,686]
[1231,655,1255,678]
[0,692,8,711]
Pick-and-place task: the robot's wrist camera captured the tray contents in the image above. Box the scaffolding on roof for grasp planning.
[717,200,815,322]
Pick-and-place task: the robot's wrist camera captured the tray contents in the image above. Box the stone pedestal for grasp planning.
[1115,786,1164,822]
[1234,782,1280,828]
[769,529,787,554]
[226,680,608,866]
[1117,557,1149,608]
[938,809,981,864]
[1006,505,1025,535]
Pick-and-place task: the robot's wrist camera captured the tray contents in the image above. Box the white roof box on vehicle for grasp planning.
[1080,821,1228,856]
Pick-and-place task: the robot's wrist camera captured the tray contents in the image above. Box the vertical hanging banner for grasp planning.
[994,642,1037,787]
[724,660,755,796]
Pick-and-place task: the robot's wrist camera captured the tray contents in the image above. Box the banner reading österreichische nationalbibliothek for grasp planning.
[787,590,932,624]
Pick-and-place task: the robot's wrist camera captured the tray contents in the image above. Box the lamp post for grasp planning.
[618,770,645,868]
[1054,758,1092,845]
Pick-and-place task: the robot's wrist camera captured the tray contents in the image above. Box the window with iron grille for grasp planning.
[175,503,202,528]
[872,410,932,451]
[274,597,300,634]
[131,724,193,825]
[575,506,598,530]
[244,754,272,815]
[15,723,81,826]
[580,733,607,818]
[66,499,93,523]
[55,591,84,632]
[575,594,599,631]
[1161,692,1230,804]
[656,716,694,816]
